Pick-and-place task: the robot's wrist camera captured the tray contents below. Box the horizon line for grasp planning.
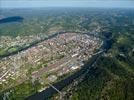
[1,6,134,9]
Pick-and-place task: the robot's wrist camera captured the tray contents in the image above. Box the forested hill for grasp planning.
[0,16,23,24]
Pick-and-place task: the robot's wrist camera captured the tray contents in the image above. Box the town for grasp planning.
[0,32,102,92]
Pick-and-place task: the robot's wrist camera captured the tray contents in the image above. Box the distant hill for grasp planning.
[0,16,23,24]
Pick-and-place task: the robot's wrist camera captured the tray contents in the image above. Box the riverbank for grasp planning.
[25,33,108,100]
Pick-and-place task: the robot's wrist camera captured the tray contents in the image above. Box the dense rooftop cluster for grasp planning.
[0,32,101,92]
[0,35,41,49]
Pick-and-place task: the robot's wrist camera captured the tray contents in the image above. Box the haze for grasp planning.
[1,0,134,8]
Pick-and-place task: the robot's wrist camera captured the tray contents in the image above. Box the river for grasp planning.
[1,31,111,100]
[25,32,111,100]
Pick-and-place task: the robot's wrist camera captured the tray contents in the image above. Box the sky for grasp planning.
[0,0,134,8]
